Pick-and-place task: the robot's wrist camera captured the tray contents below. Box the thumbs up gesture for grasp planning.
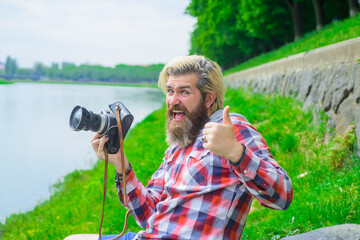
[203,106,244,163]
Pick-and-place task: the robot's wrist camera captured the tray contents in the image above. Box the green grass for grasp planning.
[226,89,359,239]
[1,88,359,239]
[0,78,14,84]
[224,14,360,75]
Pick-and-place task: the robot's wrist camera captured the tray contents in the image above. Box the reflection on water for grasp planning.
[0,82,164,222]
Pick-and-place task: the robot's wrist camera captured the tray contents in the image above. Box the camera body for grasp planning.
[69,102,134,154]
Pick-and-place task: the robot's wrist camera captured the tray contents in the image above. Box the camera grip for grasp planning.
[105,127,120,154]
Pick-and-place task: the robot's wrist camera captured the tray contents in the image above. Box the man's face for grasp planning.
[165,73,209,148]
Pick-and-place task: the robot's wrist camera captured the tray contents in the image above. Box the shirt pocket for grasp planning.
[181,150,210,188]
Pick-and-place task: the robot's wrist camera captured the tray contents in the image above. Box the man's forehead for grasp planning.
[166,73,198,89]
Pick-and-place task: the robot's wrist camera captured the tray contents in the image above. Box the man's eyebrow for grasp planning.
[166,84,192,90]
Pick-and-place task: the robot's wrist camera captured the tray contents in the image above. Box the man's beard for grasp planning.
[166,99,209,148]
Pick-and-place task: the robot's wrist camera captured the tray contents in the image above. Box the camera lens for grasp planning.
[69,106,84,130]
[69,106,102,132]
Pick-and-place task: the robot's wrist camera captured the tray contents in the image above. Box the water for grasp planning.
[0,82,164,223]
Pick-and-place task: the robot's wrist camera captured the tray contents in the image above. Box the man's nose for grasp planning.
[169,93,181,106]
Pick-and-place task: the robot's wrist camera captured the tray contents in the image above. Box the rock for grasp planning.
[355,106,360,157]
[250,76,262,93]
[347,64,358,91]
[331,64,350,113]
[283,73,293,97]
[285,71,301,98]
[335,94,357,134]
[298,70,313,102]
[277,73,287,96]
[308,69,322,105]
[320,67,338,111]
[318,67,335,106]
[322,88,333,112]
[303,95,314,112]
[352,65,360,103]
[270,73,283,94]
[281,224,360,240]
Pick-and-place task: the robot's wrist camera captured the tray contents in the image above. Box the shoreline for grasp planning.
[1,78,158,88]
[0,83,164,228]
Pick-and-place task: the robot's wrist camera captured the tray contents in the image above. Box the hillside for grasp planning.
[224,14,360,76]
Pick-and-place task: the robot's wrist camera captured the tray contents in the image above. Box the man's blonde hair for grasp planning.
[158,55,226,113]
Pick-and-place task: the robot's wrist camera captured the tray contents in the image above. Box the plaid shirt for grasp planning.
[117,110,293,239]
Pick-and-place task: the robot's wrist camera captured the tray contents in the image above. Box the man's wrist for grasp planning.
[115,163,132,183]
[227,142,244,163]
[115,161,130,174]
[227,143,246,166]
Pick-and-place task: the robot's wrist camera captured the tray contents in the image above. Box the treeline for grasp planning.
[186,0,359,69]
[0,56,164,83]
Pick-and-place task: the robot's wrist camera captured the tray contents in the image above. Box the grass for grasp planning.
[0,78,14,84]
[227,89,360,239]
[1,88,359,239]
[224,14,360,75]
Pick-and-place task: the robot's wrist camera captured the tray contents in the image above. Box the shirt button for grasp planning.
[243,170,248,174]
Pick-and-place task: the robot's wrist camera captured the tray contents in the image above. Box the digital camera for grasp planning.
[69,102,133,154]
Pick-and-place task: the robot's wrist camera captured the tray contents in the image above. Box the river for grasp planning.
[0,82,164,223]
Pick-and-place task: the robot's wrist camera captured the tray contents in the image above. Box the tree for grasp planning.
[348,0,359,17]
[51,63,59,69]
[323,0,348,22]
[186,0,258,69]
[61,62,76,69]
[5,56,17,76]
[33,62,46,79]
[312,0,326,30]
[238,0,292,49]
[284,0,305,41]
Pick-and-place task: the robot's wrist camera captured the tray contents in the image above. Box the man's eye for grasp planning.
[182,91,189,95]
[167,89,174,95]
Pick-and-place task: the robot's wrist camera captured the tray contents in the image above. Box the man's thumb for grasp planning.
[223,106,232,125]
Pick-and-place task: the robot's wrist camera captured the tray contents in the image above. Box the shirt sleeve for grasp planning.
[229,118,293,210]
[116,162,166,228]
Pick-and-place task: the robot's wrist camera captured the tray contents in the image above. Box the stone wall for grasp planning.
[224,37,360,154]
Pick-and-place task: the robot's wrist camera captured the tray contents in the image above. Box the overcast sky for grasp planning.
[0,0,196,68]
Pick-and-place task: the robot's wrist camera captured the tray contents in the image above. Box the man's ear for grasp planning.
[205,92,217,109]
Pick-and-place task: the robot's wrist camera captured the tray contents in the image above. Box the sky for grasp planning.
[0,0,197,68]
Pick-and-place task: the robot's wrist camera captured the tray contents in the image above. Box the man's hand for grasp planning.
[203,106,244,163]
[91,133,129,173]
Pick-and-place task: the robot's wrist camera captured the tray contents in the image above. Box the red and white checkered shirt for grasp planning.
[117,110,293,239]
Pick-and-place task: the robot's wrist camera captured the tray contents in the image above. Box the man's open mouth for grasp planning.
[172,110,186,121]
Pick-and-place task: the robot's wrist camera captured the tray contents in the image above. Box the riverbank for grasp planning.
[1,88,358,239]
[4,78,158,88]
[0,82,164,231]
[0,78,14,84]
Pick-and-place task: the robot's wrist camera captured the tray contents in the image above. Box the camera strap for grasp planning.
[99,105,130,240]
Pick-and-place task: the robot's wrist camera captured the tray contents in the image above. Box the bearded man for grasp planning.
[66,55,293,240]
